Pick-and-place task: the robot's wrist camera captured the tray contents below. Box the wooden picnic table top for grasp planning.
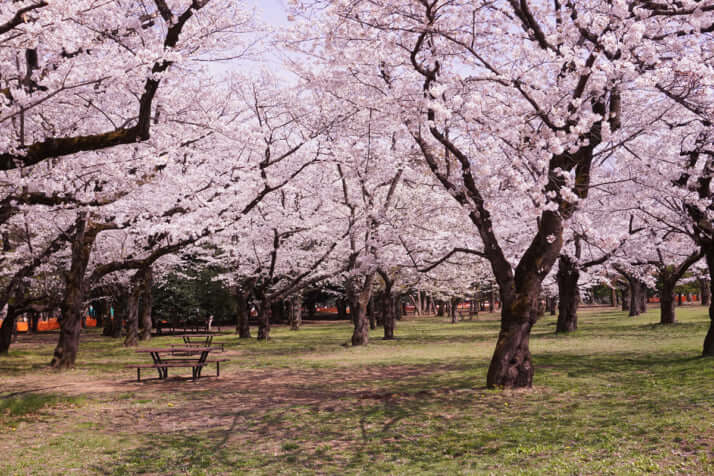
[135,347,215,353]
[175,334,218,338]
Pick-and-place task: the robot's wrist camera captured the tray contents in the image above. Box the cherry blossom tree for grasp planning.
[287,0,713,387]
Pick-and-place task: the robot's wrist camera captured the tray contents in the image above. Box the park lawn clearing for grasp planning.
[1,307,713,475]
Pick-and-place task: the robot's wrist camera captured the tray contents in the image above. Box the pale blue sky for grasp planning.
[252,0,288,25]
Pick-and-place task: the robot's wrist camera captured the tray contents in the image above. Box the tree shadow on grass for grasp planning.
[81,345,714,475]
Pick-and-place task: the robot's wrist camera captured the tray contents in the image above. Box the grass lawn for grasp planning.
[1,306,713,475]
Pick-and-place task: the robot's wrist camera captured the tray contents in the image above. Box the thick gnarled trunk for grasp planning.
[257,298,272,340]
[347,274,374,346]
[487,294,537,388]
[556,255,579,333]
[51,214,96,369]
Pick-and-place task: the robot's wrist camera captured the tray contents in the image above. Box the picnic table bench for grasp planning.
[128,347,228,382]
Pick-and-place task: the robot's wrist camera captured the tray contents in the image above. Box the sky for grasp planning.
[252,0,288,25]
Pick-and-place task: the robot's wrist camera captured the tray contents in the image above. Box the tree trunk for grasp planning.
[30,311,39,334]
[51,214,96,369]
[346,274,374,346]
[0,284,24,355]
[700,279,711,306]
[111,309,124,338]
[125,267,151,346]
[639,286,647,313]
[702,252,714,356]
[140,268,153,341]
[610,287,616,306]
[235,286,251,338]
[124,286,141,346]
[0,308,17,355]
[436,301,444,317]
[677,292,683,306]
[271,300,286,324]
[537,296,546,317]
[102,302,114,337]
[548,297,557,316]
[489,289,495,313]
[556,255,579,333]
[450,297,460,324]
[257,298,272,340]
[367,297,376,330]
[289,292,303,331]
[660,277,676,325]
[628,280,641,317]
[486,294,537,388]
[381,293,396,340]
[621,286,629,311]
[336,297,347,320]
[374,293,384,326]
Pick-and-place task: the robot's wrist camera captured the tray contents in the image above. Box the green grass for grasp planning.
[1,306,714,475]
[0,393,85,421]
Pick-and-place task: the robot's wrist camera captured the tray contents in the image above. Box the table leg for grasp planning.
[151,352,166,379]
[197,350,209,379]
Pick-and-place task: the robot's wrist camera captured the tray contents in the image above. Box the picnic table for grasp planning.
[175,334,224,351]
[128,347,228,382]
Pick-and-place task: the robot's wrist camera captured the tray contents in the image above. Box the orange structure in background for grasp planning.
[0,315,96,332]
[648,294,698,303]
[37,318,60,331]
